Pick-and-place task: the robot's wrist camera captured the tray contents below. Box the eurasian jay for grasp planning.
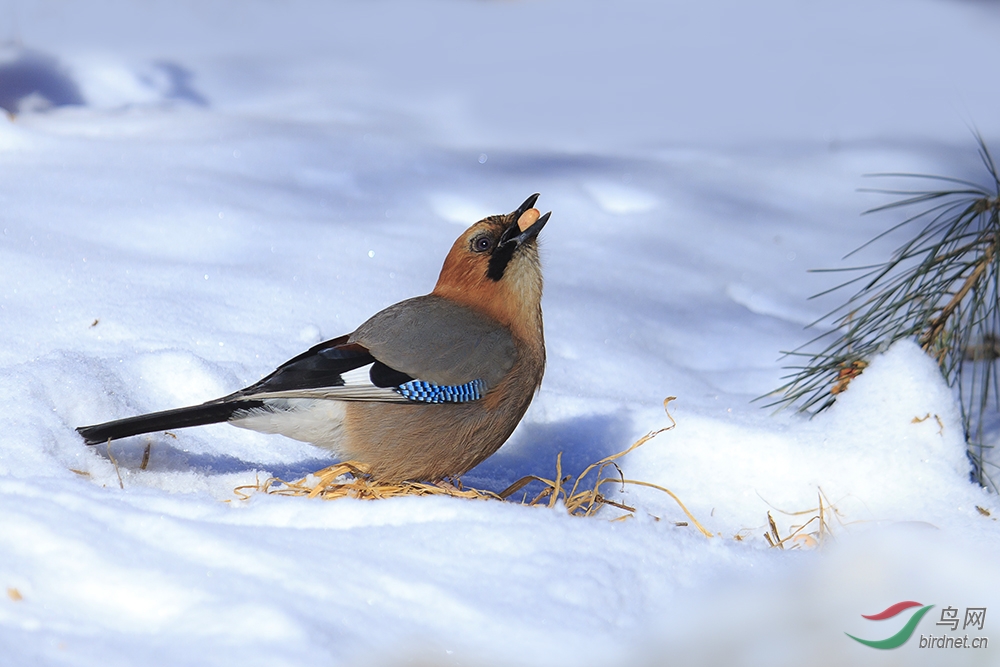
[77,194,550,482]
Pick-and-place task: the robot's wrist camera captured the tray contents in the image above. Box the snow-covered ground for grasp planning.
[2,1,1000,665]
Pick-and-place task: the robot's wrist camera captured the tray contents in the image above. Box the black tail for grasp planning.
[76,400,265,445]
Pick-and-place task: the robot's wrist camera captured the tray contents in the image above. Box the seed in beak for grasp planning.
[517,208,540,233]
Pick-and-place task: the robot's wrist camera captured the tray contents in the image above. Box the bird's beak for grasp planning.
[513,193,540,219]
[499,193,551,248]
[486,194,550,281]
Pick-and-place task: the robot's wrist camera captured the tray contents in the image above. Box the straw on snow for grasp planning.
[235,397,713,538]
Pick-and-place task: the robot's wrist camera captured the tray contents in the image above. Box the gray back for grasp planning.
[350,295,516,389]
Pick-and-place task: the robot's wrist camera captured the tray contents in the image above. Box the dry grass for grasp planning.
[234,397,713,538]
[757,488,847,549]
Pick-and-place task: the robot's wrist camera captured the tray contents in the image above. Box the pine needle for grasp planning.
[762,134,1000,490]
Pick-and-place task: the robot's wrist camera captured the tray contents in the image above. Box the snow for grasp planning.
[2,0,1000,665]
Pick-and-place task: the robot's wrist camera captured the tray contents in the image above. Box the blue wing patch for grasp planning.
[395,379,486,403]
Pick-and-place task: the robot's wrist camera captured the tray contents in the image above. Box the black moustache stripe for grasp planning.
[486,241,517,281]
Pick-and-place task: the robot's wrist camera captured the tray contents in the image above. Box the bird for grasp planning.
[77,194,550,482]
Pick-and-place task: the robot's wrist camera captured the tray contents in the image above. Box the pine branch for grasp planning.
[762,135,1000,490]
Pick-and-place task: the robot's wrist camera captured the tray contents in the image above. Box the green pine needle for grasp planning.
[763,135,1000,491]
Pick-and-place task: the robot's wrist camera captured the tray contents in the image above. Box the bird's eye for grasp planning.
[471,235,492,253]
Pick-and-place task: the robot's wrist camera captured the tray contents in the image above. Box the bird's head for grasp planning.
[433,193,550,341]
